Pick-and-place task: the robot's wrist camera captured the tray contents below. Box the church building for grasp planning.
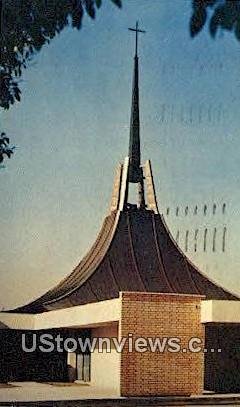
[1,23,240,397]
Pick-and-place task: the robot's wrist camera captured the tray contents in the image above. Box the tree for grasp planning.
[0,0,121,164]
[0,132,14,165]
[190,0,240,40]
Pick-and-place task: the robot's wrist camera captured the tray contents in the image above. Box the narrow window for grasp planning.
[161,104,166,123]
[204,228,208,252]
[189,104,193,124]
[185,230,189,252]
[170,104,174,123]
[208,105,212,123]
[222,203,226,215]
[198,105,203,124]
[222,227,227,252]
[212,228,217,252]
[204,204,207,216]
[194,229,199,252]
[213,203,216,215]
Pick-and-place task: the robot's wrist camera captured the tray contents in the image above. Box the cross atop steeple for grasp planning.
[128,21,146,57]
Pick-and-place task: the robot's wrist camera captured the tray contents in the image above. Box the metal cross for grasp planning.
[128,21,146,57]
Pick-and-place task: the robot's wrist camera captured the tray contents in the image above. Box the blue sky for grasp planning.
[1,0,240,309]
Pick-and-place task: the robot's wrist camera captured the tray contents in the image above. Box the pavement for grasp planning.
[0,382,240,406]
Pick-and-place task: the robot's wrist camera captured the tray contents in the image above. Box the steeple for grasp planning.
[110,22,159,215]
[128,22,146,208]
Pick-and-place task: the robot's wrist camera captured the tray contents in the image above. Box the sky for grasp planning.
[1,0,240,309]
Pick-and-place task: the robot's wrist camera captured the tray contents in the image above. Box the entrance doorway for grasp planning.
[76,352,91,382]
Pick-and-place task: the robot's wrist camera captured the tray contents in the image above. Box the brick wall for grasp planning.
[119,291,205,396]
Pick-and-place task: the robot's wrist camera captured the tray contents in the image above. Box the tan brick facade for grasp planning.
[119,292,205,396]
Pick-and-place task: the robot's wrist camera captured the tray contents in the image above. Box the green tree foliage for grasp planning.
[0,0,121,164]
[0,132,14,165]
[190,0,240,39]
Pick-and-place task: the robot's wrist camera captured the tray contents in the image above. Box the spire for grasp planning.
[128,22,146,184]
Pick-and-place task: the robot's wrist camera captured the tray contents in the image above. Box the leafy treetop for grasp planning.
[190,0,240,40]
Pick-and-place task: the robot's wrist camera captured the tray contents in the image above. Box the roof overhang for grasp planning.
[0,298,121,330]
[201,300,240,323]
[1,297,240,330]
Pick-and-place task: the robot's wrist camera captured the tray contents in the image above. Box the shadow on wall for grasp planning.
[205,324,240,393]
[0,330,68,383]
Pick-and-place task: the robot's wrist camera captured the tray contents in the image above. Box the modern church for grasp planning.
[1,24,240,397]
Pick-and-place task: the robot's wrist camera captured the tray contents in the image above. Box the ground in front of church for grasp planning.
[0,382,240,406]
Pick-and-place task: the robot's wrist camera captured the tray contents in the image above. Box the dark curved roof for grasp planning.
[13,208,239,313]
